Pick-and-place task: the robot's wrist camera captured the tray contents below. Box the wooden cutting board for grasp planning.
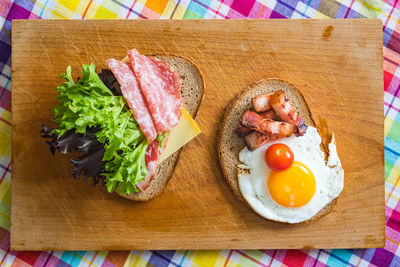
[11,19,384,250]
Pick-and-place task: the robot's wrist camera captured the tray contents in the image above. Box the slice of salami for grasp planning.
[106,58,157,143]
[128,49,182,133]
[136,132,170,191]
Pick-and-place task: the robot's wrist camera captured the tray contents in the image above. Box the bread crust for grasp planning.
[117,54,205,201]
[217,78,338,225]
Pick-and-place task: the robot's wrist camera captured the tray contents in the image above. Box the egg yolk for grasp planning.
[267,161,316,208]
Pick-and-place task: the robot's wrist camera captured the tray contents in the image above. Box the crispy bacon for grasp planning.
[244,131,280,151]
[270,91,307,136]
[241,111,293,137]
[252,93,273,113]
[235,125,253,138]
[259,109,277,120]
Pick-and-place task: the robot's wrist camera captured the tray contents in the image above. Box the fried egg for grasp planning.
[237,126,344,224]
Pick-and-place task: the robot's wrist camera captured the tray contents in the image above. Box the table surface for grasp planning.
[11,19,384,251]
[1,0,399,266]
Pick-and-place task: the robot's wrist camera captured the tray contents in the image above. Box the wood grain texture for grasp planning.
[11,19,384,250]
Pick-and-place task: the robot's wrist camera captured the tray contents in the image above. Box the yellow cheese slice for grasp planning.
[160,107,201,162]
[122,56,129,62]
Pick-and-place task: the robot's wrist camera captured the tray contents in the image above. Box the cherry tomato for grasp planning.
[265,143,294,171]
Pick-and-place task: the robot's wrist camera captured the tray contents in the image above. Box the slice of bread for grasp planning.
[217,78,336,224]
[118,55,204,201]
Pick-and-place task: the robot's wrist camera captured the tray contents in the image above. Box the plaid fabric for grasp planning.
[1,0,399,266]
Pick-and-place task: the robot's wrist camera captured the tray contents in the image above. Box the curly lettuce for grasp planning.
[50,64,148,194]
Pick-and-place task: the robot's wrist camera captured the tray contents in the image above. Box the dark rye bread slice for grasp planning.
[217,78,337,224]
[118,55,204,201]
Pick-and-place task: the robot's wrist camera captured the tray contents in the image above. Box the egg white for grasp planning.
[237,126,344,224]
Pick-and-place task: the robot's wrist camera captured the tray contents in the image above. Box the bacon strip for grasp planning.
[259,109,277,120]
[241,111,293,137]
[252,93,273,113]
[270,91,307,136]
[244,132,280,151]
[236,110,277,138]
[106,59,157,143]
[235,125,253,138]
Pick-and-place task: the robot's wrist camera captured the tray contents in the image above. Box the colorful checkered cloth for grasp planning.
[0,0,398,266]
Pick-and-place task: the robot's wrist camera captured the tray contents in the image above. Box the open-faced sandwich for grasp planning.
[41,50,204,201]
[218,79,344,224]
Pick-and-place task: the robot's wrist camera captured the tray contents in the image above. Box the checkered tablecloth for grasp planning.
[0,0,399,266]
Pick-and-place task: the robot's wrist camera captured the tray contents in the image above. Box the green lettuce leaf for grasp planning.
[52,63,148,194]
[156,131,169,147]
